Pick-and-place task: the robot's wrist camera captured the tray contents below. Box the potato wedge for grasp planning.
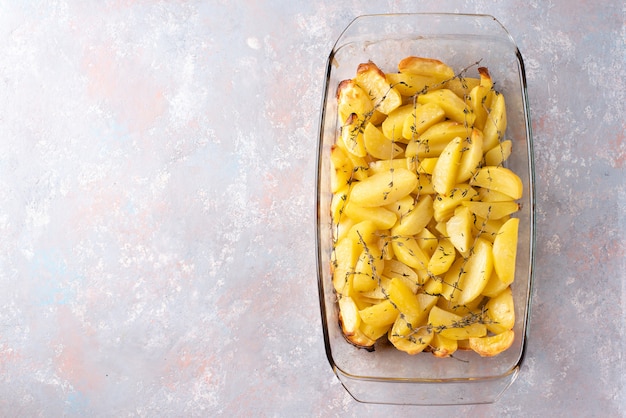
[416,226,439,258]
[477,66,494,92]
[341,113,367,157]
[389,316,434,355]
[371,109,388,125]
[398,56,455,81]
[456,128,484,183]
[405,121,470,158]
[360,275,392,300]
[432,183,478,222]
[446,205,473,255]
[467,67,493,131]
[428,306,487,340]
[470,166,523,200]
[428,238,456,276]
[481,270,509,298]
[430,332,458,358]
[384,195,414,218]
[423,276,443,296]
[330,145,354,192]
[472,214,508,243]
[432,136,464,196]
[416,157,438,174]
[331,236,360,296]
[485,286,515,334]
[333,217,355,242]
[368,157,413,175]
[485,139,512,166]
[352,246,384,292]
[392,194,434,236]
[355,61,402,115]
[483,91,507,151]
[338,296,361,336]
[330,184,349,222]
[344,328,377,349]
[469,329,515,357]
[476,186,517,203]
[363,123,404,161]
[382,104,414,143]
[437,294,484,317]
[402,102,446,141]
[386,72,439,96]
[462,200,520,220]
[456,339,472,351]
[382,259,420,293]
[417,89,475,126]
[413,173,435,195]
[390,234,430,271]
[455,238,493,305]
[344,201,398,230]
[417,293,439,315]
[360,321,392,341]
[492,218,519,285]
[443,76,480,99]
[441,257,464,301]
[347,220,379,246]
[337,79,374,124]
[350,168,418,207]
[359,299,399,327]
[335,140,369,181]
[389,293,438,349]
[467,84,490,131]
[387,277,422,318]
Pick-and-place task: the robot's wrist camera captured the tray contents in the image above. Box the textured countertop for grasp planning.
[0,1,623,416]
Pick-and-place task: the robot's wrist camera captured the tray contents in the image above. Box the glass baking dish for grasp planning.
[315,13,535,405]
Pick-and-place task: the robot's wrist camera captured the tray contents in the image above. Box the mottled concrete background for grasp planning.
[0,0,623,416]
